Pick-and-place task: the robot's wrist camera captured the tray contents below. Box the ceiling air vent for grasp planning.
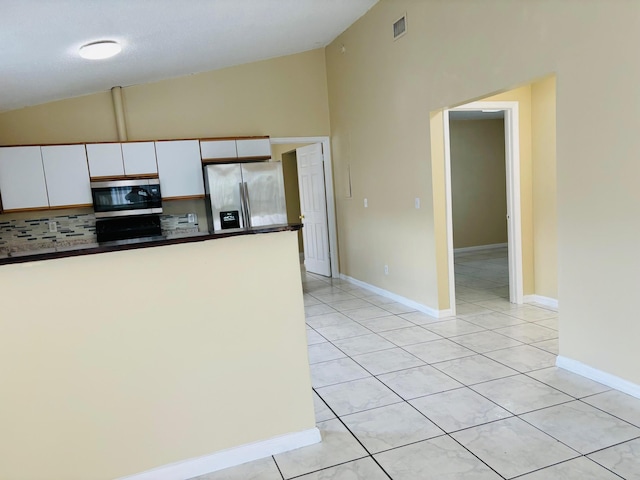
[393,13,407,40]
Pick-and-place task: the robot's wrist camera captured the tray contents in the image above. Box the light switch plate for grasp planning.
[49,221,57,233]
[415,197,421,209]
[364,198,368,208]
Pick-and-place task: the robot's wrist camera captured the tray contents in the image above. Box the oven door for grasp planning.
[91,179,162,218]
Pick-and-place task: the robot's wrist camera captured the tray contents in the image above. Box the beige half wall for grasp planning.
[0,231,315,480]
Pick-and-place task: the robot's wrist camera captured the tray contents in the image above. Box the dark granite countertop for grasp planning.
[0,224,302,266]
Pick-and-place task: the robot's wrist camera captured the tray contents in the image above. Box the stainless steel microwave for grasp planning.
[90,178,163,218]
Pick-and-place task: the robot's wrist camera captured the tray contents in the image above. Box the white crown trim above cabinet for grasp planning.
[156,140,205,199]
[86,143,125,177]
[0,146,49,210]
[121,142,158,175]
[41,145,92,207]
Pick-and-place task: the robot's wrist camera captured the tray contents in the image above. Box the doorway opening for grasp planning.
[443,102,523,314]
[448,110,510,310]
[270,137,339,278]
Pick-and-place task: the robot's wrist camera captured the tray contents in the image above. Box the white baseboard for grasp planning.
[556,356,640,399]
[339,274,453,318]
[116,427,321,480]
[454,243,507,254]
[523,294,559,310]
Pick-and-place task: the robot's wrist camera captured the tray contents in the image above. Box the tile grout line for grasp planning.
[301,257,636,480]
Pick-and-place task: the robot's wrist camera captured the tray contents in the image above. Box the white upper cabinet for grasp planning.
[86,143,125,177]
[200,138,271,160]
[0,146,49,211]
[121,142,157,175]
[41,145,92,207]
[200,140,238,160]
[236,138,271,158]
[155,140,205,198]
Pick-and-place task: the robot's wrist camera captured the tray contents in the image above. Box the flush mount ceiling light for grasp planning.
[79,41,122,60]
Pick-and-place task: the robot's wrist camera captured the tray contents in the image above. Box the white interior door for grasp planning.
[296,143,331,277]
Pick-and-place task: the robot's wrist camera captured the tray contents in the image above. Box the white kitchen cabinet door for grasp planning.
[0,146,49,210]
[121,142,158,175]
[236,138,271,158]
[200,140,238,160]
[41,145,92,207]
[156,140,205,198]
[86,143,125,178]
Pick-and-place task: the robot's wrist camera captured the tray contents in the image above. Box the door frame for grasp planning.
[443,101,523,312]
[271,137,339,278]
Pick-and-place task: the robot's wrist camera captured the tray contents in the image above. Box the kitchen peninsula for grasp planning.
[0,223,319,480]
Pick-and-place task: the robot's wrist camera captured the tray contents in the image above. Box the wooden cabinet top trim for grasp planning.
[89,174,159,182]
[162,194,206,201]
[202,156,271,164]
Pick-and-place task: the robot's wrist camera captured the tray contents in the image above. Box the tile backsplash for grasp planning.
[0,212,199,254]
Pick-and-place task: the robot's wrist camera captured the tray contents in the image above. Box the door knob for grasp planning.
[299,215,305,220]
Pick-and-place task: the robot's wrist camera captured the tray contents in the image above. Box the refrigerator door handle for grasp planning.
[243,182,252,228]
[238,182,247,227]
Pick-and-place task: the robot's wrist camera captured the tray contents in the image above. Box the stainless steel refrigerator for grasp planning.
[204,162,287,231]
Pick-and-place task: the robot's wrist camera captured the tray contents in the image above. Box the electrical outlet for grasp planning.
[384,264,389,275]
[415,197,421,209]
[364,198,368,208]
[187,213,196,223]
[49,221,57,233]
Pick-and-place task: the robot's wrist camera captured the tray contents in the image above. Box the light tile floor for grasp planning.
[192,248,640,479]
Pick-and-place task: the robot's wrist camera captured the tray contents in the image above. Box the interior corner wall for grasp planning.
[531,76,558,300]
[281,150,304,252]
[430,111,451,310]
[326,0,640,386]
[0,49,330,146]
[450,119,507,249]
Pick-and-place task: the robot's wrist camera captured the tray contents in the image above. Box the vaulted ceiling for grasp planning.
[1,0,378,112]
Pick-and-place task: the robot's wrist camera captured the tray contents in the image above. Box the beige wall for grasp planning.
[450,119,507,249]
[326,0,640,385]
[0,49,330,146]
[0,231,314,479]
[0,91,118,145]
[532,76,558,299]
